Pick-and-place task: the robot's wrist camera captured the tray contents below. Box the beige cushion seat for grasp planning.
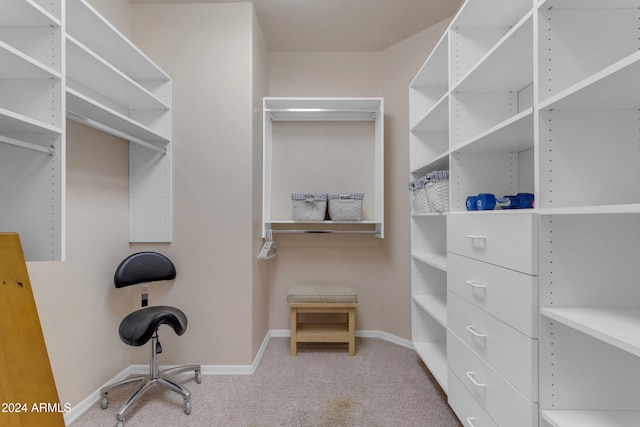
[287,284,358,356]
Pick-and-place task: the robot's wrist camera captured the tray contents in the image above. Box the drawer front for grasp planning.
[447,213,537,275]
[448,331,538,427]
[448,369,498,427]
[448,253,538,338]
[448,291,538,401]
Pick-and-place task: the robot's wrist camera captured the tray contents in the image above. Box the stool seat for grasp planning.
[287,284,357,304]
[287,284,358,356]
[119,306,188,347]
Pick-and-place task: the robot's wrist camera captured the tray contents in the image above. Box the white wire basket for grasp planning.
[409,171,449,213]
[291,193,327,220]
[328,193,364,221]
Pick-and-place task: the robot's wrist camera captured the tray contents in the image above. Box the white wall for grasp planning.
[130,2,268,366]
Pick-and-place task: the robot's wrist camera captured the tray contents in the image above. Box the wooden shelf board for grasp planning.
[296,323,350,342]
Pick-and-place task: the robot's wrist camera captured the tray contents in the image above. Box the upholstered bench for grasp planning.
[287,284,358,356]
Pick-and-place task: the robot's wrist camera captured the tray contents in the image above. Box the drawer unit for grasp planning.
[448,291,538,401]
[448,253,538,338]
[448,368,498,427]
[447,213,538,275]
[448,331,538,427]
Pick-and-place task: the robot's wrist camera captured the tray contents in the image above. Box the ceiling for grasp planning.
[129,0,463,52]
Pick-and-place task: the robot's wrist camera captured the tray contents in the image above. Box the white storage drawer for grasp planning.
[448,331,538,427]
[448,291,538,402]
[448,369,498,427]
[447,213,537,275]
[448,253,538,338]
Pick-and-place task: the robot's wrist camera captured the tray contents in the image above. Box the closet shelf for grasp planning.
[411,32,448,88]
[66,0,168,81]
[539,50,640,111]
[452,12,533,93]
[452,107,533,153]
[541,307,640,357]
[66,36,170,112]
[414,342,447,392]
[0,0,61,26]
[537,204,640,216]
[0,107,62,135]
[452,0,531,28]
[411,93,448,133]
[412,252,447,271]
[263,97,384,239]
[265,98,382,122]
[541,410,640,427]
[0,41,61,80]
[66,89,170,146]
[410,150,449,176]
[538,0,640,9]
[413,295,447,327]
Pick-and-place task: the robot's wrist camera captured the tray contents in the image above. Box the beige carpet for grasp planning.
[71,337,462,426]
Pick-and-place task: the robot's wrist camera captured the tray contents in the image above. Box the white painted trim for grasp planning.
[63,366,132,425]
[357,329,414,349]
[63,329,412,425]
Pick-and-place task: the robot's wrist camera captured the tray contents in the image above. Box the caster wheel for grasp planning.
[195,370,202,384]
[101,395,109,410]
[184,399,191,415]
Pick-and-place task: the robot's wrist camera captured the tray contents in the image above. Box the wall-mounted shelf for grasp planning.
[0,0,174,260]
[0,0,64,261]
[262,97,384,239]
[65,0,173,243]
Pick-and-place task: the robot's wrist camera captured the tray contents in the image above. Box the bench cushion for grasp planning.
[287,284,357,304]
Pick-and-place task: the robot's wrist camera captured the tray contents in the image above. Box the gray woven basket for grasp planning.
[409,171,449,213]
[291,193,327,220]
[328,193,364,221]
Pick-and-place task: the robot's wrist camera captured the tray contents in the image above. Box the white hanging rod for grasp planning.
[271,229,377,234]
[66,111,167,155]
[265,108,379,113]
[0,135,54,156]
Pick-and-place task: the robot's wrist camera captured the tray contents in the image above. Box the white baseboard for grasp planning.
[64,329,412,425]
[63,366,132,426]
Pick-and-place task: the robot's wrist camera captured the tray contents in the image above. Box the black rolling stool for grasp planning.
[100,252,201,427]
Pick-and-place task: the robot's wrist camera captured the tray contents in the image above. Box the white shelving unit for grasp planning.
[537,2,640,426]
[66,0,172,243]
[0,0,173,260]
[262,97,384,238]
[410,0,640,426]
[409,29,450,392]
[0,0,65,261]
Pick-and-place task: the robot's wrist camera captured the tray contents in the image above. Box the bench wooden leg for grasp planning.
[348,307,356,356]
[290,307,298,356]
